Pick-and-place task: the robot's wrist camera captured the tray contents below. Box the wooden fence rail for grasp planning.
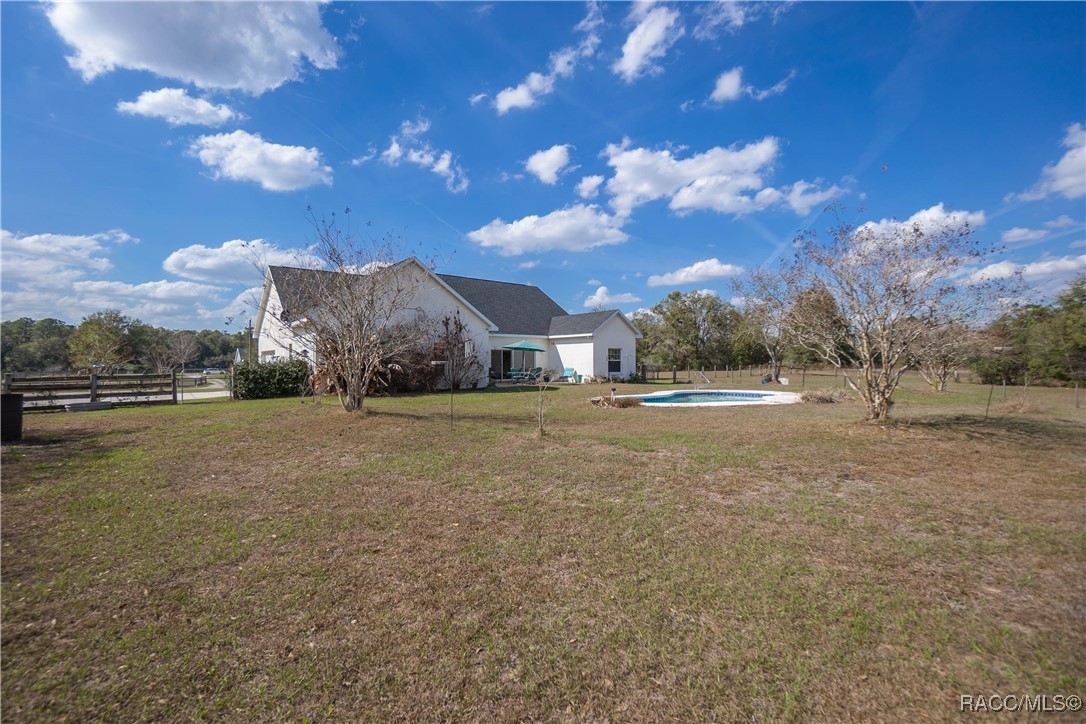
[2,372,177,411]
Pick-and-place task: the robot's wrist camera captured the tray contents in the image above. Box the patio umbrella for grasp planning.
[502,340,546,372]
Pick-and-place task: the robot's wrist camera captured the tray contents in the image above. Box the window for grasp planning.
[608,348,621,374]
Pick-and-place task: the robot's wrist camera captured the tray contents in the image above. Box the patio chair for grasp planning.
[558,367,576,382]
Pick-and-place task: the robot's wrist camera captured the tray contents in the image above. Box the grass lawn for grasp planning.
[2,377,1084,720]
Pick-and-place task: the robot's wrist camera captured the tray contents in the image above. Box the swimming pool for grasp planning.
[618,389,801,407]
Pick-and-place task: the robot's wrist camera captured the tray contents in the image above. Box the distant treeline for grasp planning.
[1,310,251,373]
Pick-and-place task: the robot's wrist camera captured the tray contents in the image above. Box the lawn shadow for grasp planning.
[890,413,1083,444]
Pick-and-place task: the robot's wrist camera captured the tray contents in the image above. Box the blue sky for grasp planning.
[2,1,1084,331]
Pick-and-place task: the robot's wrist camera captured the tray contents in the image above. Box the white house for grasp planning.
[253,259,641,384]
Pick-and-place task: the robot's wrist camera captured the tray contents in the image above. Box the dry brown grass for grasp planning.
[2,377,1084,720]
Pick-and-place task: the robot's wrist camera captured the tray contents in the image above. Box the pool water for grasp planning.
[619,389,801,407]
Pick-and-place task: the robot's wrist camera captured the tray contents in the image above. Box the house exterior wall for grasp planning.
[549,339,594,380]
[257,285,315,363]
[591,315,639,378]
[411,270,492,389]
[257,263,492,389]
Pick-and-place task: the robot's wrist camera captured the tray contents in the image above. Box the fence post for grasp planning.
[672,366,677,384]
[171,371,178,404]
[90,372,98,403]
[2,373,11,394]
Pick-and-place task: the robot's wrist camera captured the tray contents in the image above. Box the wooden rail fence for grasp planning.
[2,372,178,411]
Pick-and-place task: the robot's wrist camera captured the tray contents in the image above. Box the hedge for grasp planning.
[231,359,311,400]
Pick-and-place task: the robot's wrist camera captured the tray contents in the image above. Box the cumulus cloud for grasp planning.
[116,87,241,126]
[74,279,226,303]
[709,67,796,104]
[585,286,641,307]
[710,68,744,103]
[0,228,245,325]
[1008,122,1086,202]
[492,2,602,113]
[612,4,685,83]
[467,204,628,256]
[602,137,844,218]
[604,136,779,217]
[693,0,793,41]
[647,258,743,287]
[1001,227,1048,244]
[576,174,605,199]
[525,144,575,184]
[858,204,987,239]
[163,238,322,285]
[1,228,129,286]
[380,117,468,193]
[518,260,540,270]
[968,254,1085,297]
[189,130,332,191]
[45,1,339,95]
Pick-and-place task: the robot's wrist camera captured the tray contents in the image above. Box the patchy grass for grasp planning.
[2,379,1084,721]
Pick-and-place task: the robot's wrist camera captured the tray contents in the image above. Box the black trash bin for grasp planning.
[1,393,24,443]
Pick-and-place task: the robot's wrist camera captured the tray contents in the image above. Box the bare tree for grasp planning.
[433,312,484,390]
[735,272,790,381]
[909,323,982,391]
[168,332,200,372]
[260,209,437,413]
[748,206,1019,420]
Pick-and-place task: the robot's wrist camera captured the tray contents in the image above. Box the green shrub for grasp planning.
[232,359,311,400]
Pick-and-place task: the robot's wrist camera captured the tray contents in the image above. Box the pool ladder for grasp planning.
[694,370,712,390]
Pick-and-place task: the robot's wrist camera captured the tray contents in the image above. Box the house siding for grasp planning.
[550,340,594,380]
[590,315,639,378]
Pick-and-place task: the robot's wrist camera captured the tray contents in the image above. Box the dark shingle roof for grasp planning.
[548,310,617,336]
[437,274,568,336]
[268,266,334,320]
[267,264,636,339]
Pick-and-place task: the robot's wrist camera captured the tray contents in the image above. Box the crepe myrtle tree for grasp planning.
[263,208,437,413]
[432,312,484,390]
[747,205,1020,421]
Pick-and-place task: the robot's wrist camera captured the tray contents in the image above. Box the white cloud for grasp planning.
[74,279,225,302]
[1001,227,1048,244]
[380,117,468,193]
[0,228,249,326]
[189,130,332,192]
[1045,214,1078,229]
[781,179,843,216]
[45,1,339,95]
[693,0,793,41]
[492,2,602,114]
[350,145,377,166]
[613,5,685,83]
[585,286,641,307]
[858,204,987,240]
[525,144,574,184]
[587,278,602,286]
[602,137,843,218]
[749,70,796,101]
[969,254,1085,297]
[467,204,628,256]
[116,88,241,126]
[163,238,321,285]
[709,67,796,104]
[576,174,605,199]
[710,68,744,103]
[518,260,540,270]
[1,229,129,288]
[1008,122,1086,202]
[647,258,743,287]
[469,92,488,106]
